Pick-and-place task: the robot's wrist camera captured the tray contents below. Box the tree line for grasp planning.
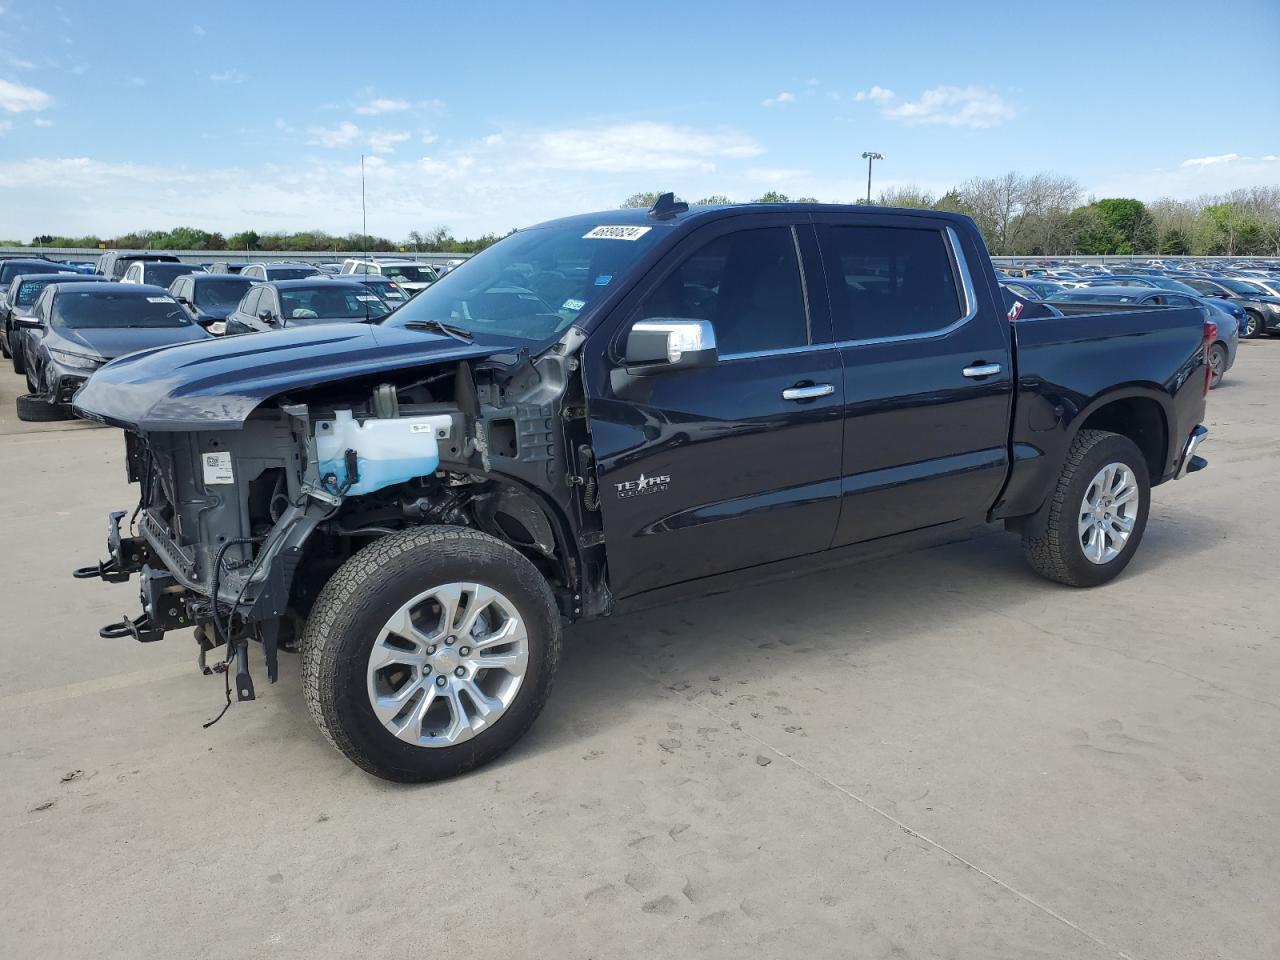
[10,176,1279,257]
[13,225,515,255]
[625,180,1280,257]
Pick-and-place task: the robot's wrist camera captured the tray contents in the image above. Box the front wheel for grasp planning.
[1022,429,1151,587]
[1243,311,1264,339]
[11,338,25,375]
[301,526,561,782]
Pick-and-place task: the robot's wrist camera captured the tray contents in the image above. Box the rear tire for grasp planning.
[301,526,561,782]
[11,339,25,376]
[1208,343,1226,388]
[1022,429,1151,587]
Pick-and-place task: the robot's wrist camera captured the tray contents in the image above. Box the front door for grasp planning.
[584,217,844,599]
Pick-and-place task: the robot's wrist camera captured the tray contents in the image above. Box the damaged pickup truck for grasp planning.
[72,197,1212,781]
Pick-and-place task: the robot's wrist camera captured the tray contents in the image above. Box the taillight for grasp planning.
[1203,320,1217,396]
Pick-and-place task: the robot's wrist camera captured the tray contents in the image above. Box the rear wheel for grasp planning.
[302,526,561,782]
[1023,429,1151,587]
[10,338,25,375]
[15,393,74,422]
[1208,342,1227,388]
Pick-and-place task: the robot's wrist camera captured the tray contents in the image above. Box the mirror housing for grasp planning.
[15,315,43,329]
[258,309,276,324]
[623,319,717,375]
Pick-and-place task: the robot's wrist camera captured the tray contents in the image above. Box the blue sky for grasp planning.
[0,0,1278,241]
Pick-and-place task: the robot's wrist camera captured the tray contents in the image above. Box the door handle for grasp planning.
[962,363,1002,379]
[782,383,835,401]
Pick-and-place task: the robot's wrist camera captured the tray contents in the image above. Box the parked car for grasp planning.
[120,261,206,287]
[1172,276,1280,338]
[208,262,252,275]
[14,283,211,421]
[168,273,257,335]
[72,200,1213,782]
[3,273,108,371]
[340,257,439,293]
[316,263,344,275]
[240,262,321,282]
[1046,287,1236,386]
[95,251,183,280]
[1001,278,1070,300]
[223,279,392,334]
[0,259,71,303]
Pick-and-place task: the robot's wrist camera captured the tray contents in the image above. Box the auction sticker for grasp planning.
[147,296,176,303]
[583,225,651,241]
[202,451,235,485]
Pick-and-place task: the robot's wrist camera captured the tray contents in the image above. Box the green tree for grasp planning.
[621,191,668,208]
[1158,228,1190,255]
[693,194,732,205]
[753,191,790,203]
[1092,198,1157,254]
[228,230,260,251]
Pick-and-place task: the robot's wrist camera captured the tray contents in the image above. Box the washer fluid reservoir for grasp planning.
[314,408,454,496]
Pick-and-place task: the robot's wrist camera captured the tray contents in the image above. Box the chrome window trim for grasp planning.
[719,224,980,360]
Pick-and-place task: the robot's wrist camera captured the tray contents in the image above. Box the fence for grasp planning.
[0,248,475,266]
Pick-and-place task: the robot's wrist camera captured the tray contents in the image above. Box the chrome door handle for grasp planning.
[962,363,1002,379]
[782,383,835,401]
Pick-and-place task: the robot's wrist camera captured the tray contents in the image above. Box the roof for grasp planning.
[51,282,172,295]
[15,272,105,284]
[530,202,972,232]
[262,278,364,289]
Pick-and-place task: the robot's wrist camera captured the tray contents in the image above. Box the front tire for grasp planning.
[1022,429,1151,587]
[301,526,561,782]
[1243,311,1264,339]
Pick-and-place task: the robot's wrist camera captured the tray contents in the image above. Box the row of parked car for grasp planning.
[994,258,1280,388]
[0,253,455,420]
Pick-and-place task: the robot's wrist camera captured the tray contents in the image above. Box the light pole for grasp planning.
[861,151,883,203]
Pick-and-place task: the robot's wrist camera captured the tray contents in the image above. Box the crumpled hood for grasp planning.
[73,322,511,431]
[55,324,209,360]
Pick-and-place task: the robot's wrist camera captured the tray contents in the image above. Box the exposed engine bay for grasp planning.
[78,331,607,703]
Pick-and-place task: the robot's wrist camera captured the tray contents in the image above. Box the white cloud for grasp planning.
[209,69,246,84]
[528,121,764,173]
[879,85,1015,129]
[761,91,796,107]
[1181,153,1240,167]
[4,53,35,70]
[0,77,51,112]
[853,85,895,103]
[32,116,51,127]
[0,119,12,135]
[421,129,439,145]
[355,97,410,116]
[1092,154,1280,199]
[308,121,361,148]
[482,133,504,146]
[368,129,411,154]
[193,24,206,36]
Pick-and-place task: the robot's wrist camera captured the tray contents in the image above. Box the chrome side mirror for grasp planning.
[623,318,717,375]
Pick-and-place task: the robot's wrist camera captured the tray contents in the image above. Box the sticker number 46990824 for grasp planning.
[582,225,652,241]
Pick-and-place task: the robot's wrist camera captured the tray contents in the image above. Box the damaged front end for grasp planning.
[74,326,605,704]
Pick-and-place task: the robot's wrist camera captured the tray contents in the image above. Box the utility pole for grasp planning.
[861,151,883,204]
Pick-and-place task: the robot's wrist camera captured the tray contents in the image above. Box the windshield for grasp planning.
[1220,278,1265,295]
[53,292,194,329]
[364,280,408,300]
[0,262,54,285]
[378,264,437,283]
[15,278,64,305]
[194,278,255,310]
[1146,277,1201,294]
[279,285,391,321]
[267,266,320,280]
[144,263,200,286]
[1052,292,1142,303]
[386,223,664,342]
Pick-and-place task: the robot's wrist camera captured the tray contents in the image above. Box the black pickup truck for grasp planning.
[71,198,1212,782]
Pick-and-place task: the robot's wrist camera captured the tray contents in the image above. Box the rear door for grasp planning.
[815,214,1014,546]
[585,215,844,597]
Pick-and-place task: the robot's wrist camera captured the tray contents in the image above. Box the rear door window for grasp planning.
[823,225,964,340]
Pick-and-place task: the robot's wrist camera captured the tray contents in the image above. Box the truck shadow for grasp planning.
[510,503,1226,763]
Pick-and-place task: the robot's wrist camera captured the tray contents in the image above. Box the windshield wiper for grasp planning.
[403,319,474,343]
